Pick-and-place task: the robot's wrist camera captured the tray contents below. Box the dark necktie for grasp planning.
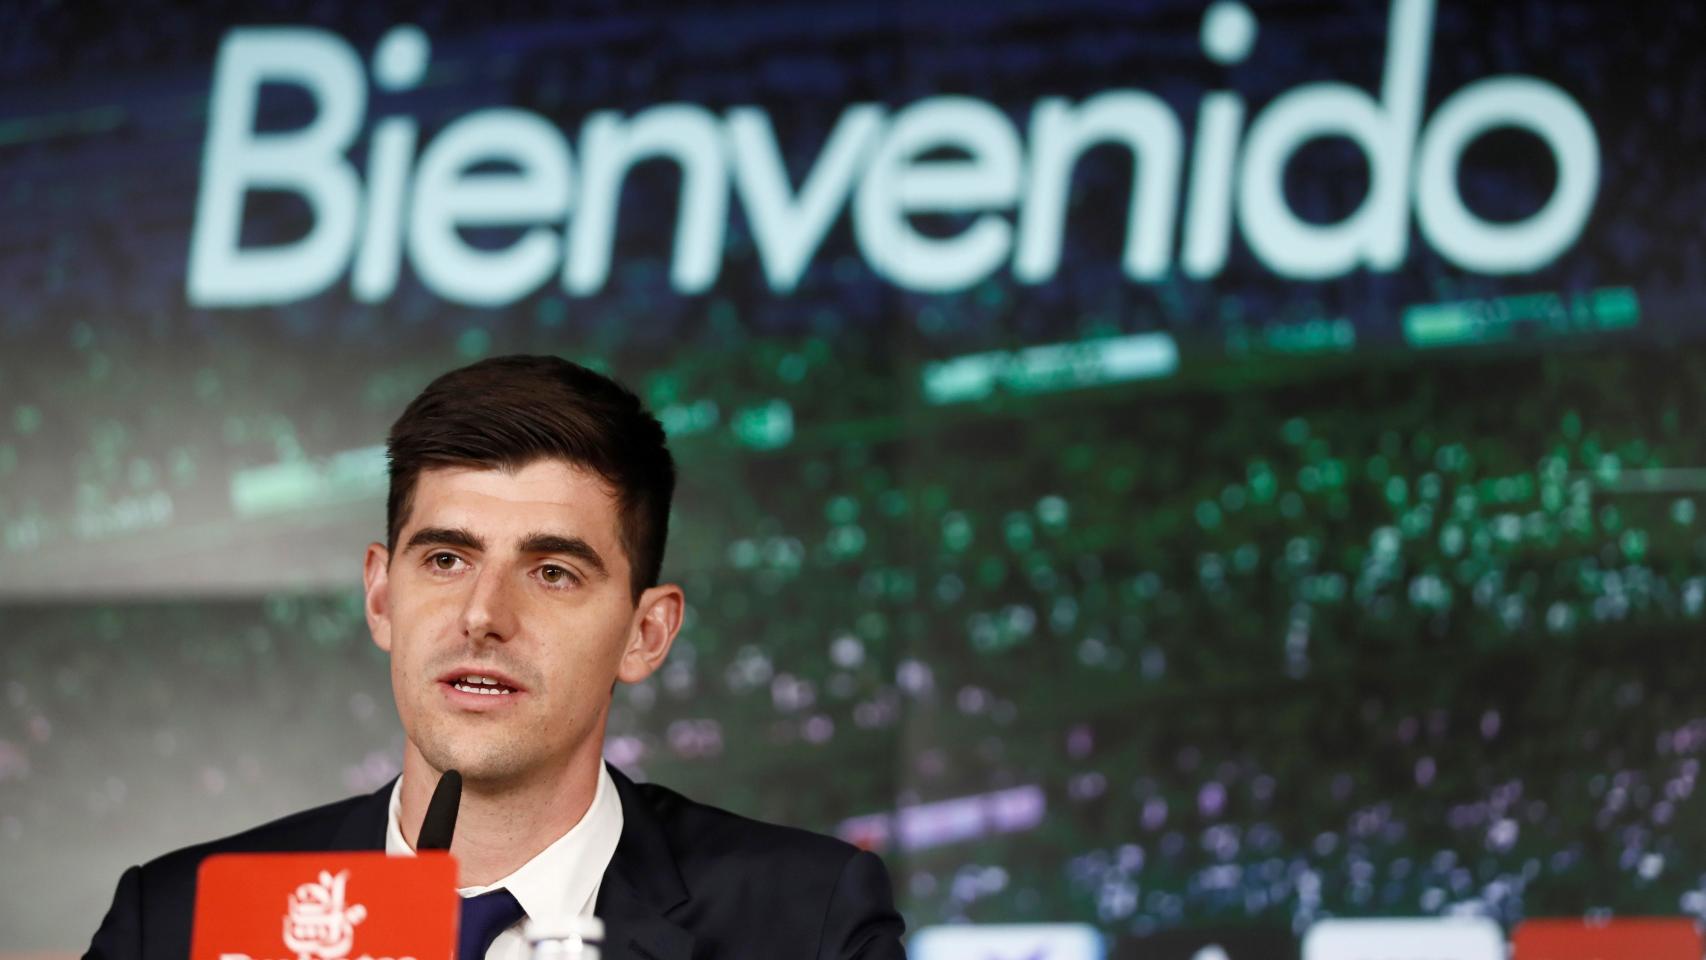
[458,888,527,960]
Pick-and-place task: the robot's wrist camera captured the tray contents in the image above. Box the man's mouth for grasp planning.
[439,670,524,697]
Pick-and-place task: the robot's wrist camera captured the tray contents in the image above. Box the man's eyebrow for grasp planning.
[403,527,486,553]
[519,532,610,579]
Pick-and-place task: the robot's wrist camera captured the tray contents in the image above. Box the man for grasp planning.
[86,355,906,959]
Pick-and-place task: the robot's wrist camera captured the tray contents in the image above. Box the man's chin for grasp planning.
[422,748,534,785]
[411,727,537,785]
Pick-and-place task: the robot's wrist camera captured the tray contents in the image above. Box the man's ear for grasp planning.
[363,542,394,654]
[618,583,684,684]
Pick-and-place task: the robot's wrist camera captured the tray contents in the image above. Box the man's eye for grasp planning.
[539,565,578,586]
[430,553,461,571]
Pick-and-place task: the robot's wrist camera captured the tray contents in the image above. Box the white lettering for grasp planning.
[1181,3,1257,279]
[566,105,727,295]
[183,0,1604,308]
[855,97,1022,292]
[352,115,416,302]
[1013,93,1182,284]
[409,110,572,306]
[189,28,365,306]
[1182,93,1244,279]
[353,27,429,301]
[727,105,885,292]
[1238,0,1432,279]
[1415,76,1599,273]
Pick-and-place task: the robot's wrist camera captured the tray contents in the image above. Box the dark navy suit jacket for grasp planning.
[85,765,906,959]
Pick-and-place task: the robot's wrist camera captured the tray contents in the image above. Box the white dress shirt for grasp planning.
[385,763,624,960]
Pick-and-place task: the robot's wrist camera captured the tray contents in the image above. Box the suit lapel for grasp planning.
[327,777,393,850]
[327,771,692,958]
[596,765,694,960]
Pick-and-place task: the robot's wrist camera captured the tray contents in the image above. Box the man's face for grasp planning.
[363,459,672,787]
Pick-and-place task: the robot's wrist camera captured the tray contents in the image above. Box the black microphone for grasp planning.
[416,769,462,851]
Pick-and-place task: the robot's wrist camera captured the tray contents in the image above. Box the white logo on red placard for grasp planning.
[282,870,368,960]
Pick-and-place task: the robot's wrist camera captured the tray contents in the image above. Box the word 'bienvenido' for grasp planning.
[187,0,1600,307]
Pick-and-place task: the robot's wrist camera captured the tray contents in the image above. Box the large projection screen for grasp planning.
[3,0,1705,954]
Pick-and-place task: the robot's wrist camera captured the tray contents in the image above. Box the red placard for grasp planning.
[1512,918,1702,960]
[191,852,459,960]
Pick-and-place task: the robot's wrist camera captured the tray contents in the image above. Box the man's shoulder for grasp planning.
[87,787,390,959]
[625,776,862,877]
[137,785,387,887]
[614,773,905,954]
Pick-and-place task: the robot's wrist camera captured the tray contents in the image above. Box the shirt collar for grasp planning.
[385,762,624,923]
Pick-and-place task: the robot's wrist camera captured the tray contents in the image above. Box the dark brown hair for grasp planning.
[385,355,675,600]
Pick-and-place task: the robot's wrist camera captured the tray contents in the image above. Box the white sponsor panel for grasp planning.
[1302,918,1504,960]
[187,0,1601,307]
[912,923,1104,960]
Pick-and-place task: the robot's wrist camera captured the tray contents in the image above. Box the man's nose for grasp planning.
[459,564,519,642]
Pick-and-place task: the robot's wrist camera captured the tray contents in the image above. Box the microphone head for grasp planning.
[416,769,462,851]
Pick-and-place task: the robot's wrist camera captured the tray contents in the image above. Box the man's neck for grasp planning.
[396,744,602,887]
